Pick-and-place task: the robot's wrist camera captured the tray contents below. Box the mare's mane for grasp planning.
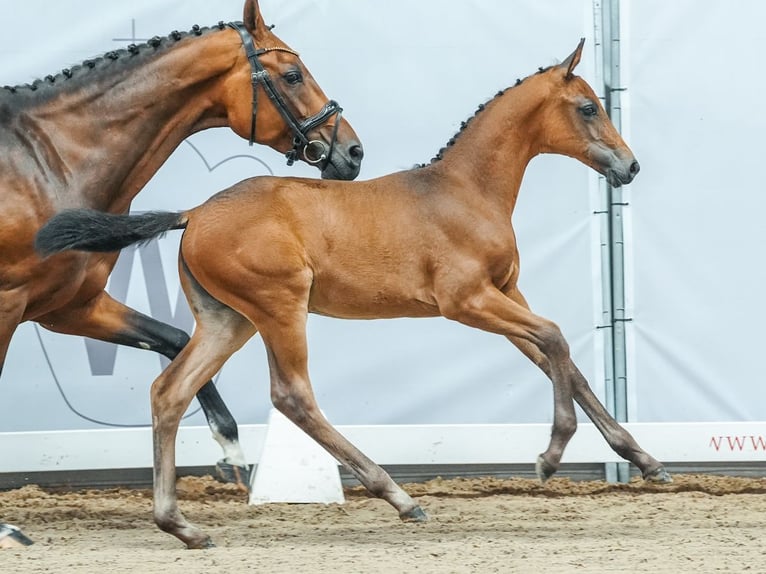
[0,22,231,101]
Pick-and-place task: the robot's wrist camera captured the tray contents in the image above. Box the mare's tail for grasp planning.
[35,208,187,257]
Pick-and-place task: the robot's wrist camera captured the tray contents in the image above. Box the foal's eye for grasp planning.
[580,103,598,117]
[283,70,303,85]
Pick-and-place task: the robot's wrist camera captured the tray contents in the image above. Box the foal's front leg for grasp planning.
[442,284,668,482]
[502,287,669,482]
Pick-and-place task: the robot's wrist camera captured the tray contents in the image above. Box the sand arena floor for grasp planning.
[1,473,764,573]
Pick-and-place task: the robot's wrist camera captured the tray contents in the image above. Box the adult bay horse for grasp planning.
[37,39,671,549]
[0,0,363,487]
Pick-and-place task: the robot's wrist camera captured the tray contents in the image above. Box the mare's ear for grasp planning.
[243,0,267,41]
[559,38,586,80]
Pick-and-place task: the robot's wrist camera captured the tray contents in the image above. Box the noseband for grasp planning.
[228,22,343,168]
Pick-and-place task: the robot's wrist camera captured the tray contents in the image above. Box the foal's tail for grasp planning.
[35,208,187,257]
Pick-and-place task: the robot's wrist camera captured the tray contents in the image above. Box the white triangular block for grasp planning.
[249,408,345,505]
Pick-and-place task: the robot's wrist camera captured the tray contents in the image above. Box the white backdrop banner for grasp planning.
[623,0,766,422]
[0,0,602,432]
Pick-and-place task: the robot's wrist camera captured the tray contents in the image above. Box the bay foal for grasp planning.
[37,40,670,549]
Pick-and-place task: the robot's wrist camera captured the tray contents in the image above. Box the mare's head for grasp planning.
[222,0,363,180]
[531,39,639,187]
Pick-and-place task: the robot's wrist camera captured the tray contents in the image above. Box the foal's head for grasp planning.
[532,39,639,187]
[221,0,363,180]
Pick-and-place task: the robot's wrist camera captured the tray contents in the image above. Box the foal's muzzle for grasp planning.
[589,143,640,187]
[606,159,640,187]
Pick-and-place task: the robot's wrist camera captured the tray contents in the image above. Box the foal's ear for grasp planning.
[560,38,586,80]
[243,0,267,41]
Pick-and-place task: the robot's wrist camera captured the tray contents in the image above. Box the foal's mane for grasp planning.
[420,65,555,167]
[1,22,230,99]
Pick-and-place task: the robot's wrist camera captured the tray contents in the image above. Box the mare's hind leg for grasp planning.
[36,290,251,489]
[249,286,425,521]
[151,283,256,549]
[441,284,668,483]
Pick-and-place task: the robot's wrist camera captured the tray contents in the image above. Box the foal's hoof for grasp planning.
[0,524,33,549]
[400,506,428,523]
[215,460,252,493]
[535,455,557,484]
[187,536,216,550]
[643,466,673,484]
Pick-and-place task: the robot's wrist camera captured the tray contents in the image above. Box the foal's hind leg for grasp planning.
[37,290,251,489]
[442,284,667,482]
[253,301,425,521]
[151,296,255,548]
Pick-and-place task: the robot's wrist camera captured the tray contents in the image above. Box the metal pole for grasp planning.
[594,0,630,483]
[591,0,617,485]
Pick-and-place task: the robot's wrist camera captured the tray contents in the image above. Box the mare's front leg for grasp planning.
[37,290,251,489]
[255,305,426,522]
[0,294,26,379]
[441,284,669,483]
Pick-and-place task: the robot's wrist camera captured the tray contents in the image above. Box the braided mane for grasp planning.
[1,22,229,97]
[419,65,554,167]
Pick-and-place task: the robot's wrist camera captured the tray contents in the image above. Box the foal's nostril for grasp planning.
[348,143,364,164]
[629,160,640,176]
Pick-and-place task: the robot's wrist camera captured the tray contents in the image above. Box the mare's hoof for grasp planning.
[400,506,428,523]
[644,466,673,484]
[215,460,252,493]
[535,455,557,484]
[0,523,33,549]
[187,536,216,550]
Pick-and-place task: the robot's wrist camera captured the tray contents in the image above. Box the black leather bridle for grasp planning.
[228,21,343,168]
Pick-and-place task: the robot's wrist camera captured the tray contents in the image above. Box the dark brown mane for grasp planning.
[420,64,556,167]
[1,22,228,99]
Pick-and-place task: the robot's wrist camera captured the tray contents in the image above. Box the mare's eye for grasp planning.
[580,103,598,117]
[283,70,303,85]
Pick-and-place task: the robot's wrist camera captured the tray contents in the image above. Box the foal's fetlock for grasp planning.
[643,466,673,484]
[400,505,428,523]
[535,454,558,483]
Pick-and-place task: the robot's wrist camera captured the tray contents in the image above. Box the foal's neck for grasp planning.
[432,79,547,218]
[27,30,239,212]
